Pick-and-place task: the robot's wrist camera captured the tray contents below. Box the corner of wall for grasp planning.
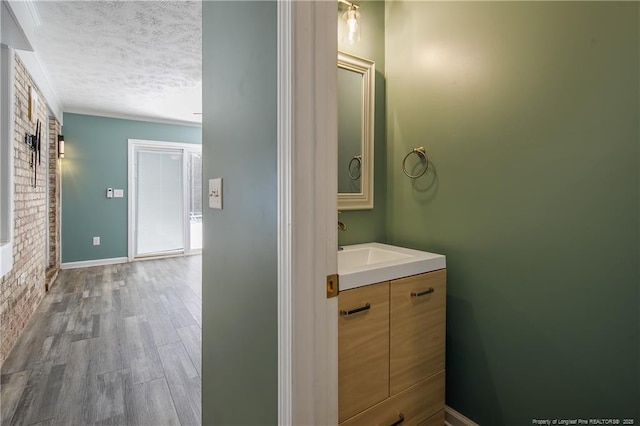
[45,116,61,290]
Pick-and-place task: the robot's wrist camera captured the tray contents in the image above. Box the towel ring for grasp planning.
[402,147,429,179]
[348,155,362,180]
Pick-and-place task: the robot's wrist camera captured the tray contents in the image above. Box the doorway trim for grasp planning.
[277,1,338,424]
[127,139,202,262]
[276,1,292,422]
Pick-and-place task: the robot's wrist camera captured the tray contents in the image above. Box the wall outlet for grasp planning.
[93,236,100,246]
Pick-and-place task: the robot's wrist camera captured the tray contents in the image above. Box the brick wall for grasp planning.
[0,55,60,366]
[46,118,61,289]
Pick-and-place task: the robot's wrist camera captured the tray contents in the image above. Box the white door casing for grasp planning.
[277,1,338,424]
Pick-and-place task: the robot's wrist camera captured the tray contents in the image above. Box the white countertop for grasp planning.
[338,242,446,291]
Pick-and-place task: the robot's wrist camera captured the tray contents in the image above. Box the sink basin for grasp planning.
[338,246,413,269]
[338,242,446,291]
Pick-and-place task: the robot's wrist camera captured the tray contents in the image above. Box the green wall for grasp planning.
[61,113,201,263]
[201,2,277,424]
[338,0,387,245]
[385,1,639,423]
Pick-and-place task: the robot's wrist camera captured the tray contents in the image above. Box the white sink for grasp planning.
[338,245,413,268]
[338,242,446,291]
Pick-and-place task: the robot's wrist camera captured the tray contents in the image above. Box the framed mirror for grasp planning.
[338,51,375,210]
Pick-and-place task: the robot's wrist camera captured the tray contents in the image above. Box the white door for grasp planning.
[135,148,184,257]
[128,140,202,260]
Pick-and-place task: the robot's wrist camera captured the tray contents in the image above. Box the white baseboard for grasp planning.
[60,257,128,270]
[446,405,479,426]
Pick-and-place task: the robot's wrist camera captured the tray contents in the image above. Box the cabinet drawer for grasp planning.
[390,270,446,395]
[339,282,390,423]
[340,370,445,426]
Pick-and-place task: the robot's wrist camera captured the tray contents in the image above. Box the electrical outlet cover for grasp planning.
[209,178,223,209]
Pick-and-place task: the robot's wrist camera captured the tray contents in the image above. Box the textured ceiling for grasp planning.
[31,1,202,125]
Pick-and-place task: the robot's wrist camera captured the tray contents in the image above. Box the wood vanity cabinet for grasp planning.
[338,281,390,422]
[390,269,446,395]
[338,269,446,425]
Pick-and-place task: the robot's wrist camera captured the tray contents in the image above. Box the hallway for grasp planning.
[0,256,202,426]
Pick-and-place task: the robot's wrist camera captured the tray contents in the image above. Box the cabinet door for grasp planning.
[339,281,390,422]
[390,269,446,395]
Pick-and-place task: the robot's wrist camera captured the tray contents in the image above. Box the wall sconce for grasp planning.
[338,0,360,45]
[58,135,64,159]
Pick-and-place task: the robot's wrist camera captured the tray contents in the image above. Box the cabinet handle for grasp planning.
[410,287,434,298]
[389,413,405,426]
[340,303,371,317]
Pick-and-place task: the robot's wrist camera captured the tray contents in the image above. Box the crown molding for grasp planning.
[22,0,41,28]
[63,109,202,128]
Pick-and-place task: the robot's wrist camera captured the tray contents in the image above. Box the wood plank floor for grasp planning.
[1,255,202,426]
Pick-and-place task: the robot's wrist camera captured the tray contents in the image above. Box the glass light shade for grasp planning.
[341,7,360,45]
[58,135,65,158]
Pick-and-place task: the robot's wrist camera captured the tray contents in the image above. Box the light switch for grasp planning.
[114,189,124,198]
[209,178,223,209]
[106,188,113,198]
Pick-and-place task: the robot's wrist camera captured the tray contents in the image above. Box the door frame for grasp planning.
[277,1,338,424]
[127,139,202,262]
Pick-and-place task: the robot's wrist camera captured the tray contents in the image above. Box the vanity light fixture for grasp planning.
[338,0,361,45]
[57,135,64,159]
